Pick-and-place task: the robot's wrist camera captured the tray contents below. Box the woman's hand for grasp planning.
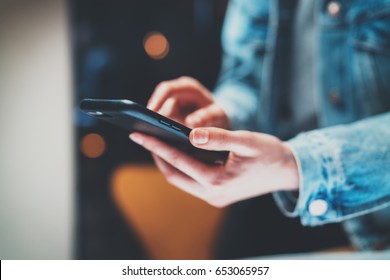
[129,127,299,207]
[148,76,230,129]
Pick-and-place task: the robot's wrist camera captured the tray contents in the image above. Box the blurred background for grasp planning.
[0,0,348,260]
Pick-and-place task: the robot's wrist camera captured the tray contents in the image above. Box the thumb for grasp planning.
[189,127,259,157]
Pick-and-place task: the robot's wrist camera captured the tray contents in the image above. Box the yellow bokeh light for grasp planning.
[143,31,169,60]
[80,133,106,158]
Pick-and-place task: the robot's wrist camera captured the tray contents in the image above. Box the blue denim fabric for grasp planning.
[214,0,390,250]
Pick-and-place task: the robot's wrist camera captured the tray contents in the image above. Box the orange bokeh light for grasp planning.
[80,133,106,158]
[143,32,169,59]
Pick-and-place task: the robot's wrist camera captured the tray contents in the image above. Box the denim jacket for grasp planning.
[214,0,390,251]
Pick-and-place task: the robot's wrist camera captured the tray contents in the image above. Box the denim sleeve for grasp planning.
[213,0,268,131]
[274,112,390,226]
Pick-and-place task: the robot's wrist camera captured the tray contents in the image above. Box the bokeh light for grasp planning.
[143,31,169,59]
[80,133,106,158]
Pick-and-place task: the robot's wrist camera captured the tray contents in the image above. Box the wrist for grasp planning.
[280,142,300,192]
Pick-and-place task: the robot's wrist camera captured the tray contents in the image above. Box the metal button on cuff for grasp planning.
[327,1,342,17]
[309,199,328,216]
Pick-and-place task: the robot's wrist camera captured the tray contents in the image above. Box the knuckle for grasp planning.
[210,179,224,188]
[243,132,256,146]
[198,165,221,185]
[197,108,208,116]
[195,110,207,120]
[178,76,193,83]
[245,133,262,154]
[208,110,220,124]
[206,172,221,185]
[207,169,227,188]
[155,81,171,92]
[235,131,255,147]
[179,76,200,87]
[217,131,229,147]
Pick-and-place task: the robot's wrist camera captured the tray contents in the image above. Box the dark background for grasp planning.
[71,0,348,259]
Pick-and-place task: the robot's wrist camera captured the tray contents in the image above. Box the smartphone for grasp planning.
[80,99,228,165]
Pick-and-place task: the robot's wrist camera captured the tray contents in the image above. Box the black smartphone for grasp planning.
[80,99,228,165]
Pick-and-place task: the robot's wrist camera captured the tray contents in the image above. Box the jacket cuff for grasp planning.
[272,142,302,218]
[283,131,346,226]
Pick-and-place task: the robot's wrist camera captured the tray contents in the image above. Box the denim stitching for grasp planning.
[308,131,347,221]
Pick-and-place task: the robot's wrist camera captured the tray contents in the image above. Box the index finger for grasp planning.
[147,77,212,111]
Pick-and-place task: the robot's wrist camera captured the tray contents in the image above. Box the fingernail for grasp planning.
[192,129,208,144]
[129,133,143,145]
